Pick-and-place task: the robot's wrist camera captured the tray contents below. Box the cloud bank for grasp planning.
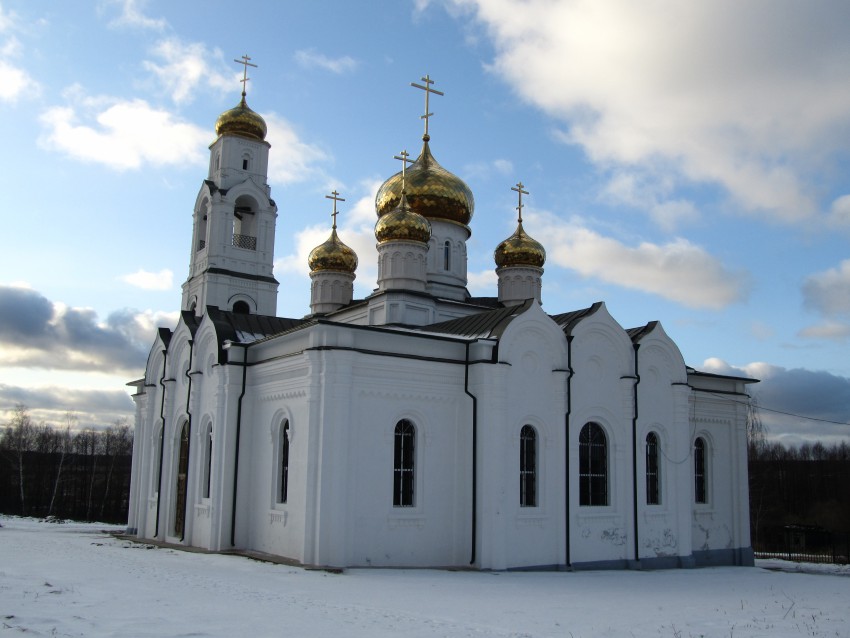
[446,0,850,226]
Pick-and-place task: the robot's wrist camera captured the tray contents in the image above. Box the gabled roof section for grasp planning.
[626,320,659,343]
[419,299,534,339]
[550,302,603,335]
[205,306,308,344]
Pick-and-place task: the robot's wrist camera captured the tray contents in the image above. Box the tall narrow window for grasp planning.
[579,422,608,506]
[520,425,537,507]
[202,428,212,499]
[393,420,415,507]
[279,420,290,504]
[443,240,451,270]
[694,437,707,504]
[645,432,660,505]
[153,427,164,495]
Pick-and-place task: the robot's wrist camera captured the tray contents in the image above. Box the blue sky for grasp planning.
[1,0,849,444]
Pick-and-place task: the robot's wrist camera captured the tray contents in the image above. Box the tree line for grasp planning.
[747,399,850,557]
[0,405,133,524]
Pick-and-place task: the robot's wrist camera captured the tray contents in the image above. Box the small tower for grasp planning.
[494,182,546,306]
[375,151,432,292]
[374,76,474,301]
[308,191,358,315]
[181,55,279,316]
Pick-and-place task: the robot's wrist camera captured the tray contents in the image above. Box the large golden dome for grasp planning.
[308,228,358,273]
[375,192,432,244]
[375,138,474,230]
[494,221,546,269]
[215,95,267,142]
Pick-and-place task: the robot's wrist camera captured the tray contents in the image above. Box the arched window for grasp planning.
[520,425,537,507]
[232,300,250,314]
[393,420,415,507]
[278,420,290,504]
[694,437,707,504]
[443,240,451,271]
[579,422,608,506]
[174,421,191,539]
[202,427,212,499]
[645,432,660,505]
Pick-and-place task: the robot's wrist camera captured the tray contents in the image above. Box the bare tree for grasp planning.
[99,418,132,519]
[0,404,36,515]
[46,413,75,517]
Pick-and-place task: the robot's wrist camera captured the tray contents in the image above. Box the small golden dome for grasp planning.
[375,192,432,244]
[308,228,358,273]
[215,95,267,142]
[494,221,546,269]
[375,138,474,230]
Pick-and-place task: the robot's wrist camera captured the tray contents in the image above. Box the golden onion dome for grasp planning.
[375,138,474,230]
[494,221,546,269]
[375,192,432,244]
[215,95,267,142]
[308,228,358,273]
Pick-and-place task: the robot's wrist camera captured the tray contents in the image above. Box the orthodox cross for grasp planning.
[234,54,258,96]
[393,150,413,190]
[410,74,444,138]
[511,182,529,223]
[325,190,345,229]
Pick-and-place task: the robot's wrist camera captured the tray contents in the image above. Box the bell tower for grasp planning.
[181,55,278,316]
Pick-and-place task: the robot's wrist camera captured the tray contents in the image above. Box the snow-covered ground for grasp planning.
[1,517,848,637]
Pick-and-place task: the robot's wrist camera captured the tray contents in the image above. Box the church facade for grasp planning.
[126,76,755,570]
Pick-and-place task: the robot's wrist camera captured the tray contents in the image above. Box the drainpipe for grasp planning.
[564,335,574,569]
[154,348,168,538]
[464,341,478,565]
[229,342,249,548]
[632,343,641,564]
[181,339,194,542]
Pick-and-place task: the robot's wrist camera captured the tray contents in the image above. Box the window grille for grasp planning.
[520,425,537,507]
[694,437,707,503]
[579,422,608,506]
[646,432,660,505]
[393,420,415,507]
[279,421,289,504]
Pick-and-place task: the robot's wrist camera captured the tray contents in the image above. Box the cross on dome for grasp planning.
[234,54,258,97]
[393,150,413,190]
[325,190,345,229]
[410,74,444,140]
[511,181,529,223]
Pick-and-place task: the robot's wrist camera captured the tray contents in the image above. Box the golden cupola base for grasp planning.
[308,195,358,315]
[375,138,474,233]
[375,192,431,293]
[495,184,545,306]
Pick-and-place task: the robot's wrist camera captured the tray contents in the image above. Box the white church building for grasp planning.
[126,72,755,571]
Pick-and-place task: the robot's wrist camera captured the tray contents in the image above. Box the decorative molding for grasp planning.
[259,389,308,403]
[194,503,211,519]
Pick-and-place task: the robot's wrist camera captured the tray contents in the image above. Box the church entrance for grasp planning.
[174,422,190,539]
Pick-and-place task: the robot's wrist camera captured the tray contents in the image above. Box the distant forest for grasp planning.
[1,404,849,557]
[0,405,132,524]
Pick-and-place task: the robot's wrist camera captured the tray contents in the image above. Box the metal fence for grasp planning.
[754,526,850,565]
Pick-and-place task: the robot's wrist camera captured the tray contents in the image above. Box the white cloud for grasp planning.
[39,88,208,170]
[447,0,850,225]
[107,0,167,31]
[265,113,330,184]
[531,210,748,309]
[828,194,850,227]
[467,269,497,295]
[602,170,699,231]
[798,321,850,342]
[143,38,233,104]
[802,259,850,317]
[120,269,173,291]
[294,49,358,74]
[0,59,29,102]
